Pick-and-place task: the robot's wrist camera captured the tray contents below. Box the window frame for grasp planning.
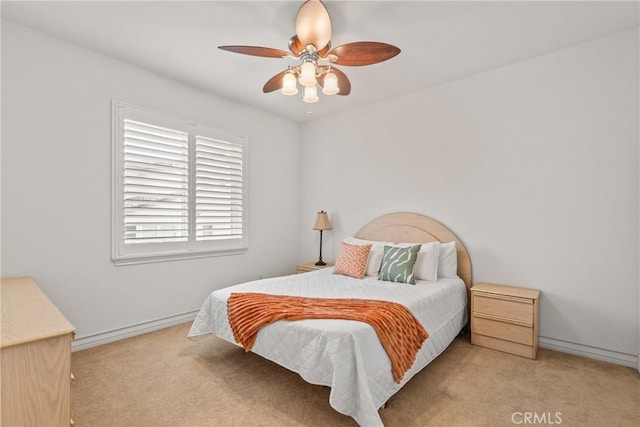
[111,101,248,265]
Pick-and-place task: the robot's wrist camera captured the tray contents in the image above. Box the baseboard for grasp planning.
[72,309,199,352]
[539,336,638,369]
[71,315,640,370]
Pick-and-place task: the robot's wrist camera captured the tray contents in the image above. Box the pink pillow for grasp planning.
[333,242,372,279]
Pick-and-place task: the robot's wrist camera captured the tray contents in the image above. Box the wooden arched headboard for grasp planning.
[355,212,472,291]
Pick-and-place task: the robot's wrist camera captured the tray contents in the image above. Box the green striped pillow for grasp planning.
[378,245,422,284]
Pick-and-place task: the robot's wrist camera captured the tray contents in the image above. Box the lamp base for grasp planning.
[315,260,326,266]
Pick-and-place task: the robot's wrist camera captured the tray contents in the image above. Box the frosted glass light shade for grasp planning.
[281,72,298,95]
[303,85,319,103]
[298,61,317,87]
[322,71,339,95]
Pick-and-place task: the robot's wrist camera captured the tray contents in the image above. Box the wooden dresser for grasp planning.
[1,277,75,426]
[470,282,540,359]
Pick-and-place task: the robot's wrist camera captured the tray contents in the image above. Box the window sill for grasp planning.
[112,247,248,266]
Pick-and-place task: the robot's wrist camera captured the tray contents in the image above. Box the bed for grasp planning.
[188,212,472,427]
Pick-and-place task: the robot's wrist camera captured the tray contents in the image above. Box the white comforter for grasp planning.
[188,268,467,427]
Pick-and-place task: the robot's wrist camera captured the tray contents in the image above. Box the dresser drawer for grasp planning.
[473,294,533,325]
[471,334,536,359]
[473,316,533,346]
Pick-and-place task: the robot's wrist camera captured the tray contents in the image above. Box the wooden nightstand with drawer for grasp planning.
[471,283,540,359]
[295,262,334,274]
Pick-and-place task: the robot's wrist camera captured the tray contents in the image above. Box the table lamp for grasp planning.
[313,210,333,266]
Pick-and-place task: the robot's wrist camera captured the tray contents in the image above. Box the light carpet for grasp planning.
[71,322,639,426]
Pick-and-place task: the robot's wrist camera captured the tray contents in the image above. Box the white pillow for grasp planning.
[344,237,392,277]
[395,242,440,282]
[438,241,458,278]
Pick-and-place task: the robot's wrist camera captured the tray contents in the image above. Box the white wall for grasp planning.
[2,20,638,367]
[298,29,639,364]
[1,21,301,346]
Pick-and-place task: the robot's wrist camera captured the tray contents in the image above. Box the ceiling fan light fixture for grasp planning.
[322,70,339,95]
[281,71,299,95]
[221,0,400,104]
[299,61,317,87]
[303,85,319,103]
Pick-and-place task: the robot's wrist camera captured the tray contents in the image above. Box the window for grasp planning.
[112,101,247,265]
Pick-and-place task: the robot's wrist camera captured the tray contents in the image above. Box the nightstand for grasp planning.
[295,262,334,274]
[470,283,540,359]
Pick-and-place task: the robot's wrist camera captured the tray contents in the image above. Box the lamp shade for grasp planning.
[281,72,298,95]
[313,210,332,230]
[322,70,339,95]
[303,85,319,103]
[299,61,317,87]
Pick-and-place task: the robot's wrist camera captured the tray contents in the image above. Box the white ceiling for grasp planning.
[2,1,638,123]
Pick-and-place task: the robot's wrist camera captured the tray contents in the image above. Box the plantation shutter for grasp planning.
[195,136,244,241]
[123,119,189,244]
[113,101,248,265]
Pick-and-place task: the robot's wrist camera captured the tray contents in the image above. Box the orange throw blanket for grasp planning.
[226,292,429,383]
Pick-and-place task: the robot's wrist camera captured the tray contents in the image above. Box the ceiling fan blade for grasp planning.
[219,46,291,59]
[295,0,332,50]
[318,67,351,96]
[317,41,331,57]
[288,35,304,57]
[263,70,287,93]
[326,42,401,66]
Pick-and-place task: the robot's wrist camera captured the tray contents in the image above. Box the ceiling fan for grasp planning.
[219,0,401,103]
